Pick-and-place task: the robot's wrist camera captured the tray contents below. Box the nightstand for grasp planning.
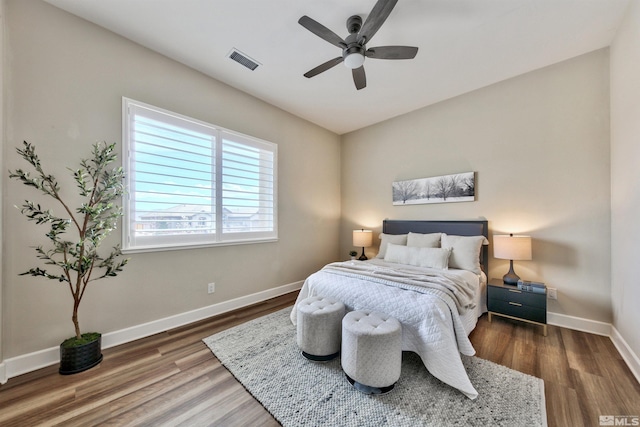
[487,278,547,336]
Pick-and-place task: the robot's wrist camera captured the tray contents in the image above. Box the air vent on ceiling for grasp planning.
[228,48,260,71]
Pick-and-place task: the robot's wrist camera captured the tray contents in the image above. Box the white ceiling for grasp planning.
[44,0,629,135]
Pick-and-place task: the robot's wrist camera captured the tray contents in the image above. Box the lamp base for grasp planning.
[358,247,368,261]
[502,260,520,285]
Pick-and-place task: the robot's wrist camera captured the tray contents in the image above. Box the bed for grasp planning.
[290,219,489,399]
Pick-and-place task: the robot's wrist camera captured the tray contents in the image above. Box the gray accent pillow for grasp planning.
[406,232,442,248]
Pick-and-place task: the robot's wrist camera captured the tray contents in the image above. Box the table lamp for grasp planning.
[493,234,532,285]
[352,229,373,261]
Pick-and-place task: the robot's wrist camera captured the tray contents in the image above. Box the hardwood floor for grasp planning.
[0,291,638,426]
[470,314,640,427]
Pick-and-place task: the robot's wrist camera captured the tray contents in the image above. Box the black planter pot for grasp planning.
[59,334,103,375]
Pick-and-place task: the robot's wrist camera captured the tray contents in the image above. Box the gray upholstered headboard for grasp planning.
[382,219,489,273]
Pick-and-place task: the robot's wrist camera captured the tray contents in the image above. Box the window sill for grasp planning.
[122,237,278,254]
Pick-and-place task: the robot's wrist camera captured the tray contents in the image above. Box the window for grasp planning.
[122,98,277,252]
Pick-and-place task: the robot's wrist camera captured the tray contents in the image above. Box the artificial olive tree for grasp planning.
[10,141,128,343]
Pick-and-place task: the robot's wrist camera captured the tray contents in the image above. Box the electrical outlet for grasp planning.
[207,282,215,294]
[547,287,557,300]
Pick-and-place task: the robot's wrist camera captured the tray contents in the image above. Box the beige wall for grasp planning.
[2,0,340,357]
[611,0,640,358]
[341,50,612,322]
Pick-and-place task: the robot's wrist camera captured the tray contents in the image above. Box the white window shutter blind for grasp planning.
[220,132,276,241]
[123,98,277,252]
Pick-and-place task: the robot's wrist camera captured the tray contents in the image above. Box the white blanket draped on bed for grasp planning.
[290,259,480,399]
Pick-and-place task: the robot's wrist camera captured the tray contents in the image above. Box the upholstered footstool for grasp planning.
[296,296,346,361]
[341,310,402,394]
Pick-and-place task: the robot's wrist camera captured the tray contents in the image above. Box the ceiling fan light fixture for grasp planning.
[344,52,365,69]
[299,0,416,88]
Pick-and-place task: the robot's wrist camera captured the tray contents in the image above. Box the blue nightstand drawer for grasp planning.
[488,285,546,309]
[487,299,547,324]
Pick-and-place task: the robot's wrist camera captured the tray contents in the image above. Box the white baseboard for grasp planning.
[2,281,303,382]
[547,311,612,336]
[0,362,6,385]
[610,326,640,385]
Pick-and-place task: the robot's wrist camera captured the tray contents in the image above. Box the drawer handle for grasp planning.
[508,289,522,293]
[508,302,522,307]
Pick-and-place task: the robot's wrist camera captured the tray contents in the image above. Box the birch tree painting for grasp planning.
[392,172,475,205]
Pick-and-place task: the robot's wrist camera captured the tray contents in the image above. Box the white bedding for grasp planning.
[290,258,486,399]
[461,272,488,335]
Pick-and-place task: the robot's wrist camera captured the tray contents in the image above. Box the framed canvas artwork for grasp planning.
[392,172,475,205]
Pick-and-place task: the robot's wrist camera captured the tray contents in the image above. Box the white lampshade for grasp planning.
[352,229,373,248]
[493,235,532,260]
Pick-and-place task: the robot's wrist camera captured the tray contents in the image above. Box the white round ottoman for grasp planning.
[341,310,402,394]
[296,296,346,361]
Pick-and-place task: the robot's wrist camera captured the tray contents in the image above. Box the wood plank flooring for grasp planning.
[470,314,640,427]
[0,291,638,426]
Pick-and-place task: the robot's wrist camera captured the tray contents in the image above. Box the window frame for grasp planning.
[122,97,278,253]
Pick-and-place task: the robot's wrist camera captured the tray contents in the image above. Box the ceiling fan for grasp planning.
[298,0,418,90]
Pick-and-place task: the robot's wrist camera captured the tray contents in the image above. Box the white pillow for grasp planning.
[376,233,408,259]
[441,234,488,274]
[384,243,451,270]
[406,232,441,248]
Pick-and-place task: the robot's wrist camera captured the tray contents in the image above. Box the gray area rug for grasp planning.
[203,308,547,427]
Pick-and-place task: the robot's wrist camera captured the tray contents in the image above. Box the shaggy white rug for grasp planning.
[203,308,547,427]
